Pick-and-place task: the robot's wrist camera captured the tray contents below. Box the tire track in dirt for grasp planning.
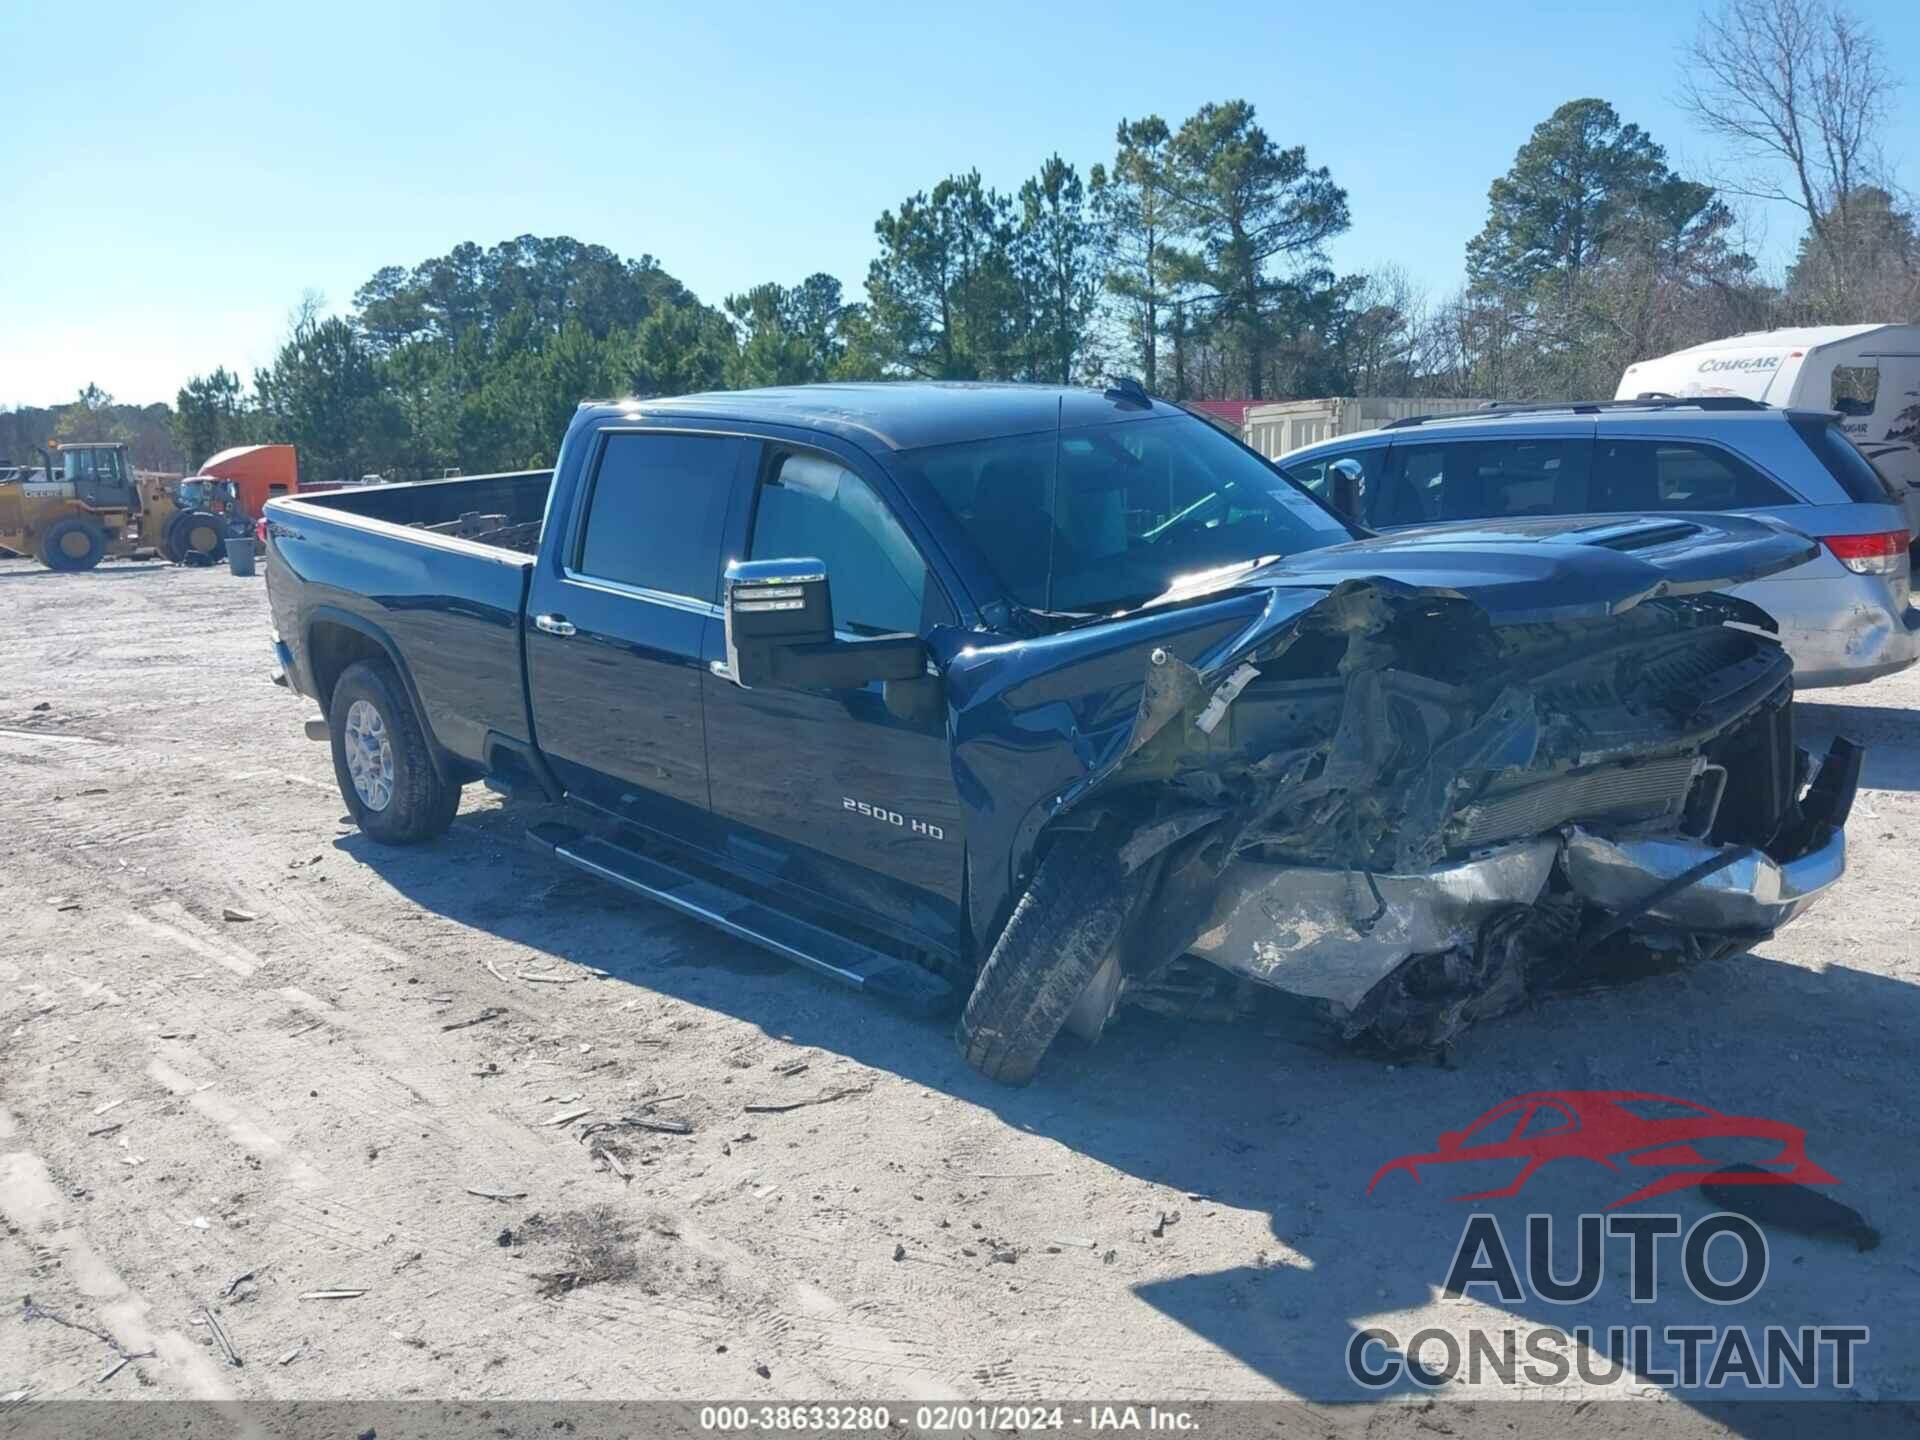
[11,847,796,1390]
[0,1107,238,1402]
[121,833,983,1398]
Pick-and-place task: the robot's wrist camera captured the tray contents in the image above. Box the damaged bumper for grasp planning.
[1187,840,1557,1012]
[1190,782,1852,1019]
[1562,825,1846,933]
[1077,566,1866,1050]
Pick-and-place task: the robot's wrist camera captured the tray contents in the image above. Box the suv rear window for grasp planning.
[1788,413,1903,505]
[1591,439,1795,511]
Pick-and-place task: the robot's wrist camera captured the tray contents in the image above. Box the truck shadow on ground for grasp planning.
[342,801,1917,1430]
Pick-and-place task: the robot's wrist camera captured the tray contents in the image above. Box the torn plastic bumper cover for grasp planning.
[1186,839,1558,1012]
[1185,735,1856,1023]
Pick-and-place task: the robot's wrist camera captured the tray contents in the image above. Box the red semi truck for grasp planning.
[193,444,300,519]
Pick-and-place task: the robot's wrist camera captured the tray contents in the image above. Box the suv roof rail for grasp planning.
[1379,396,1771,430]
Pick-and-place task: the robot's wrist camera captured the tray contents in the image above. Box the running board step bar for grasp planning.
[525,822,955,1017]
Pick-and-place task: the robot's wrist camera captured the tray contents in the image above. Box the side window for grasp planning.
[1516,1102,1576,1140]
[575,432,738,601]
[1378,444,1448,526]
[749,451,942,636]
[1280,448,1381,508]
[1592,440,1795,512]
[1461,1104,1529,1146]
[1831,365,1880,418]
[1399,438,1593,521]
[1469,439,1591,517]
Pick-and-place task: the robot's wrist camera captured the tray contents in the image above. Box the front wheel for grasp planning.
[168,510,226,564]
[957,828,1144,1085]
[39,516,107,571]
[326,660,461,844]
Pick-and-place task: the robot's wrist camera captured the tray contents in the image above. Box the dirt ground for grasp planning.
[3,555,1918,1424]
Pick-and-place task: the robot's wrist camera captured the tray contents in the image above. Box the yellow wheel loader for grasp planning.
[0,442,225,570]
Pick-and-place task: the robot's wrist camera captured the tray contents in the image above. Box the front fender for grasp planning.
[939,587,1328,949]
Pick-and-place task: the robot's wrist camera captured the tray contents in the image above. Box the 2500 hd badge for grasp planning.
[844,796,947,839]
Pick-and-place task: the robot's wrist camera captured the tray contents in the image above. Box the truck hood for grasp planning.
[1177,511,1818,625]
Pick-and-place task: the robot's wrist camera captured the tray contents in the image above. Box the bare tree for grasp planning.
[1678,0,1899,308]
[1340,266,1426,397]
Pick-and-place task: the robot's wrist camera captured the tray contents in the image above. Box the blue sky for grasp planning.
[2,0,1915,408]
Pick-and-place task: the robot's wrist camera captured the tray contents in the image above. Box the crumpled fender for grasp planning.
[936,586,1330,948]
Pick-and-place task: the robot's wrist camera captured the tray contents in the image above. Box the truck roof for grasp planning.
[580,382,1183,453]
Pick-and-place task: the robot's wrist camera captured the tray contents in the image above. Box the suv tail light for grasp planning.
[1823,529,1910,576]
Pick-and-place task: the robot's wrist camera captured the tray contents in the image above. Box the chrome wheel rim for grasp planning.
[343,700,395,811]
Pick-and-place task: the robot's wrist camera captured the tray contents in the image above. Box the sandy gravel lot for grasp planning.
[3,554,1918,1428]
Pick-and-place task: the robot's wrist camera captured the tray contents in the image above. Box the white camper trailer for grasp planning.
[1617,325,1920,535]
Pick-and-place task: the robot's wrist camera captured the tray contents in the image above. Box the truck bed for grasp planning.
[294,469,553,554]
[265,470,556,770]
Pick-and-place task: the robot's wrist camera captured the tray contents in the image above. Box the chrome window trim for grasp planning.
[553,567,722,618]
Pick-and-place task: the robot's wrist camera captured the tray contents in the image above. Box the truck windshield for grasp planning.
[899,415,1352,612]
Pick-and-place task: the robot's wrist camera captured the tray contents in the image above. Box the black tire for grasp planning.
[168,510,226,564]
[958,828,1143,1085]
[39,516,108,571]
[326,659,462,844]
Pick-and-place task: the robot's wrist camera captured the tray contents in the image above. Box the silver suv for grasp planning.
[1278,398,1918,688]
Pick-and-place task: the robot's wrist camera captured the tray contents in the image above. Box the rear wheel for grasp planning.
[168,510,226,564]
[327,660,461,844]
[957,828,1145,1085]
[39,516,108,571]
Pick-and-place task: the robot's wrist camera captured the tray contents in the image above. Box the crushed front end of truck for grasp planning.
[1065,576,1858,1055]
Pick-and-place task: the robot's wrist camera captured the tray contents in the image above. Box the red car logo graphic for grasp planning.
[1367,1090,1837,1208]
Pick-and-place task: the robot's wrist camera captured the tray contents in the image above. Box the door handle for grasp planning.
[534,614,576,637]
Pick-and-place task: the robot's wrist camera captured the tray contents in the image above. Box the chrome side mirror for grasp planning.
[1328,457,1365,518]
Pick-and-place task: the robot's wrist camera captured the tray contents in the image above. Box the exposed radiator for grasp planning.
[1450,753,1699,849]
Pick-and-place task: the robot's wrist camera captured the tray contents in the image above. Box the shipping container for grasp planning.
[1244,397,1492,458]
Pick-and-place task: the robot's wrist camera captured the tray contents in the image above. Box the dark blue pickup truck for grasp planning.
[264,382,1859,1081]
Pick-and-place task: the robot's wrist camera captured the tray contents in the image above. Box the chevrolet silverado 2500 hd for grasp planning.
[264,383,1860,1082]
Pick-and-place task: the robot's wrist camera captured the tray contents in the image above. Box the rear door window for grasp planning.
[1592,439,1797,511]
[1377,438,1592,526]
[574,432,743,601]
